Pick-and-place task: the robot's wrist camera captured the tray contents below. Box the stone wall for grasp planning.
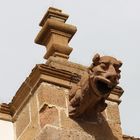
[14,90,40,140]
[13,81,123,140]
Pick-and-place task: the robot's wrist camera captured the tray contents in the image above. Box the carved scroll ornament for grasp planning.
[69,54,122,118]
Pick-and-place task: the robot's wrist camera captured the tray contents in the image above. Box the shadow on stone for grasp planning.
[73,113,119,140]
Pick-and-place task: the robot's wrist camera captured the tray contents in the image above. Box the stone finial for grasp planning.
[35,7,77,60]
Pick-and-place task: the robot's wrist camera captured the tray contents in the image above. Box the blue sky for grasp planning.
[0,0,140,137]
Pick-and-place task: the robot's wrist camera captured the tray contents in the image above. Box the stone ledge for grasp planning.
[0,103,12,121]
[0,103,11,115]
[123,135,140,140]
[0,112,12,121]
[9,64,80,120]
[39,7,69,26]
[107,86,124,104]
[0,61,123,121]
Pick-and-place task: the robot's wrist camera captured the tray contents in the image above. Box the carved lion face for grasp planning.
[89,54,122,97]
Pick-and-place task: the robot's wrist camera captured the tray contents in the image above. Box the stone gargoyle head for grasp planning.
[88,53,122,98]
[69,54,122,118]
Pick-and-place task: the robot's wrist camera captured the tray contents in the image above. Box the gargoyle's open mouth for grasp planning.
[95,80,113,96]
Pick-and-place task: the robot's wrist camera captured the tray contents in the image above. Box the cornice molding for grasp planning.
[0,103,11,115]
[107,86,124,104]
[123,135,140,140]
[9,64,81,120]
[0,63,123,121]
[0,103,12,121]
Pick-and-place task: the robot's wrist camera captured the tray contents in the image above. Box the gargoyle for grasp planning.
[69,54,122,118]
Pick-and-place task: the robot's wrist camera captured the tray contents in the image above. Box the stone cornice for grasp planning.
[0,103,11,115]
[107,86,124,104]
[0,63,123,121]
[0,103,12,121]
[123,135,140,140]
[9,64,81,120]
[37,64,81,83]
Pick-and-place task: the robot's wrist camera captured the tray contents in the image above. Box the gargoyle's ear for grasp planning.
[92,53,100,65]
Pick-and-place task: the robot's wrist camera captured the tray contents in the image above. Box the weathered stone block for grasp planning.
[0,113,12,121]
[17,124,40,140]
[35,126,94,140]
[108,123,123,140]
[30,95,40,135]
[60,109,84,131]
[39,104,59,128]
[106,103,121,124]
[35,126,61,140]
[60,109,121,140]
[15,104,30,139]
[38,83,66,108]
[30,94,39,125]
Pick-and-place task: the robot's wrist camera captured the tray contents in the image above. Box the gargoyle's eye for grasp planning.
[100,63,108,70]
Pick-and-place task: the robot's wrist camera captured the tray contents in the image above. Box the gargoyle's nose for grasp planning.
[106,65,118,83]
